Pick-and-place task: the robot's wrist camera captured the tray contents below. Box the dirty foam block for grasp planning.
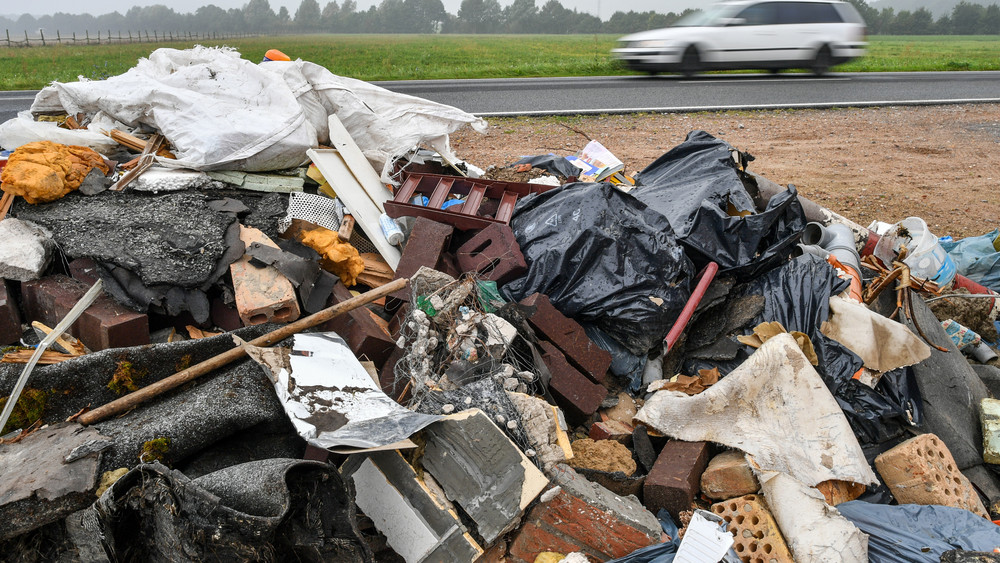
[644,439,712,519]
[700,450,760,501]
[21,274,149,351]
[321,282,395,368]
[420,409,548,545]
[537,341,606,425]
[230,225,301,326]
[875,433,989,518]
[341,451,483,562]
[710,494,794,563]
[507,464,661,563]
[0,279,22,345]
[0,423,109,541]
[521,293,611,384]
[0,218,54,282]
[391,217,454,302]
[454,223,527,284]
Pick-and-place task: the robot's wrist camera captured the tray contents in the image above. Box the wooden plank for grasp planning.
[326,115,394,213]
[307,148,401,271]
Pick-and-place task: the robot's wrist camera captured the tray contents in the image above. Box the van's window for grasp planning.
[672,4,739,26]
[734,2,780,25]
[783,2,844,23]
[833,2,866,24]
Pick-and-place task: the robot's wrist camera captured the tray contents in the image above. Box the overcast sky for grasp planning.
[11,0,705,21]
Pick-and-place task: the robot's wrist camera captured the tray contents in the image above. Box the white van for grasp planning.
[611,0,867,76]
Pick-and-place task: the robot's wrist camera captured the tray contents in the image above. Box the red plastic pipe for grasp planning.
[665,262,720,352]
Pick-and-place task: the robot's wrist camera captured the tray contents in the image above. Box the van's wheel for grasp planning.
[811,45,831,76]
[680,46,700,77]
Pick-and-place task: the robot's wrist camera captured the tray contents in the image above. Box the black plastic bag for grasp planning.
[838,367,924,447]
[838,502,1000,563]
[503,182,694,356]
[511,154,580,179]
[633,130,805,279]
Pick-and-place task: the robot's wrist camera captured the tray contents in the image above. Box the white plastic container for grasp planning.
[897,217,957,286]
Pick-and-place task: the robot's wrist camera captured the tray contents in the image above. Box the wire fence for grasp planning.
[3,30,255,48]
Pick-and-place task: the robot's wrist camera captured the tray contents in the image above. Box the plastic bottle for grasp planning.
[898,217,957,286]
[379,213,404,246]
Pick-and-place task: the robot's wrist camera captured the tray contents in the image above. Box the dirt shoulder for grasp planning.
[450,104,1000,240]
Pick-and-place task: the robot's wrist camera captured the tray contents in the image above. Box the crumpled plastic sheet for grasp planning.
[838,501,1000,563]
[511,154,581,179]
[503,181,694,355]
[635,333,878,488]
[26,46,485,180]
[95,459,371,562]
[942,228,1000,292]
[633,130,805,279]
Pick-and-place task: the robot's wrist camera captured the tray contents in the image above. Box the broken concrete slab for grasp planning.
[0,423,109,541]
[420,409,548,545]
[0,218,54,281]
[342,451,483,562]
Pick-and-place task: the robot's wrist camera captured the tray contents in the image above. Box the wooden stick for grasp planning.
[0,192,14,222]
[78,277,408,425]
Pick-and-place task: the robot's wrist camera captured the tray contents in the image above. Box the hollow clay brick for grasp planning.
[875,433,988,518]
[455,223,527,284]
[521,293,611,384]
[711,494,794,563]
[230,226,301,326]
[537,340,605,424]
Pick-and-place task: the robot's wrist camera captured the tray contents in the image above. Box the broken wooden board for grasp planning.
[342,451,483,562]
[420,409,549,544]
[0,423,111,541]
[307,148,401,271]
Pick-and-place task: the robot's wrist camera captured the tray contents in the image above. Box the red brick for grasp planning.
[521,293,611,384]
[0,279,22,345]
[589,420,634,445]
[455,223,527,284]
[320,282,395,368]
[379,345,408,400]
[210,297,243,332]
[538,341,606,425]
[508,486,660,563]
[390,217,454,302]
[508,522,582,563]
[21,275,149,351]
[68,258,100,285]
[644,440,712,519]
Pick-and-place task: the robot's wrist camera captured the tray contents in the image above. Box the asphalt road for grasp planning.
[2,71,999,125]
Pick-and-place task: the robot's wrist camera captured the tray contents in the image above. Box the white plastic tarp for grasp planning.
[23,46,486,179]
[635,332,878,487]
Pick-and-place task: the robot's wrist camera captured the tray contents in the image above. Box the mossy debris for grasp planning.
[0,387,50,434]
[139,437,171,463]
[107,359,148,395]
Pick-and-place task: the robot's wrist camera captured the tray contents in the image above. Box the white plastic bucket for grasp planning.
[899,217,956,286]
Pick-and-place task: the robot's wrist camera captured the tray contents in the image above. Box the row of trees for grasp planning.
[1,0,998,37]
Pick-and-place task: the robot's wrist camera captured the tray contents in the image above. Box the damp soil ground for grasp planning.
[450,103,1000,240]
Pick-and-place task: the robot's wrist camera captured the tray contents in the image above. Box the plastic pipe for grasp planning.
[801,222,862,276]
[792,244,831,260]
[664,262,719,353]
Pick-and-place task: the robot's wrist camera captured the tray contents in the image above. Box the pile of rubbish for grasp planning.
[4,46,1000,563]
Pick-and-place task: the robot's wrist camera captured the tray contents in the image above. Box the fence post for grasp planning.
[56,30,61,44]
[24,30,28,47]
[6,29,10,48]
[40,29,45,46]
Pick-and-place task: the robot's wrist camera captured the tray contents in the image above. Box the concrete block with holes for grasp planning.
[875,433,989,518]
[711,494,794,563]
[230,226,301,326]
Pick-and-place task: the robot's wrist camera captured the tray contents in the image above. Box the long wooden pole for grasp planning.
[79,277,408,425]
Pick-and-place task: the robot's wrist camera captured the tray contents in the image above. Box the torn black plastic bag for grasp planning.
[511,154,580,179]
[633,130,805,279]
[683,254,862,393]
[95,459,371,563]
[503,182,694,356]
[837,502,1000,563]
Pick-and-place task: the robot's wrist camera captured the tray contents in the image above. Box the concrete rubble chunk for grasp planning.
[0,218,54,281]
[420,409,549,545]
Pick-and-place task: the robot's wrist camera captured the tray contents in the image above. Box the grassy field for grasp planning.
[0,34,998,90]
